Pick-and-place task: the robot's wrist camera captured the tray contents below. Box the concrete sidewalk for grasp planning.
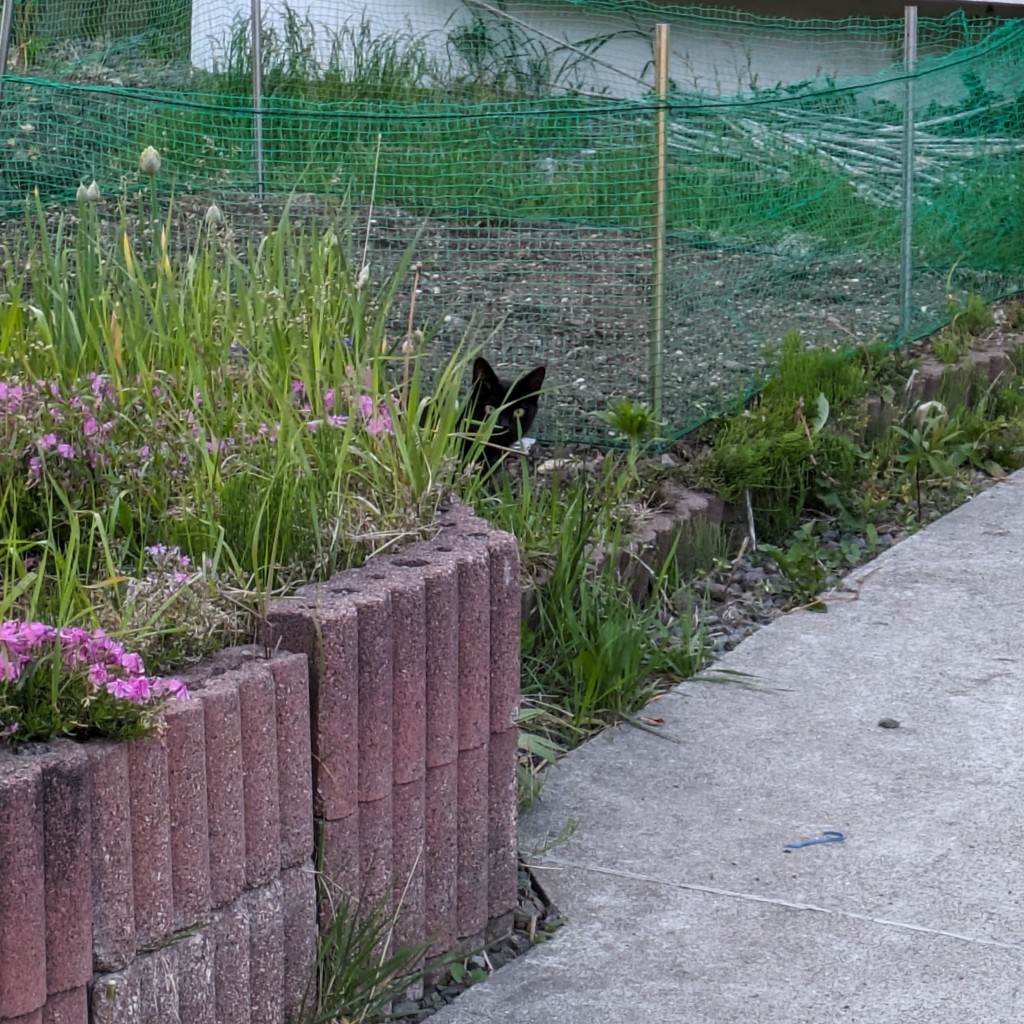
[433,472,1024,1024]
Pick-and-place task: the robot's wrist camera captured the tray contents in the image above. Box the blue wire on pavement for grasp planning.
[784,830,845,850]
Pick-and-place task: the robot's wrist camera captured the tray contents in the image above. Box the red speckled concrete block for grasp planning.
[41,986,87,1024]
[424,560,459,769]
[356,594,393,804]
[266,594,359,822]
[163,698,211,930]
[389,578,426,786]
[424,760,458,958]
[127,734,173,950]
[246,880,285,1024]
[35,742,92,998]
[239,664,282,888]
[487,728,519,921]
[4,1013,41,1024]
[176,930,217,1024]
[201,676,246,908]
[456,744,489,941]
[392,777,426,955]
[270,653,313,868]
[135,947,178,1023]
[457,550,491,752]
[318,812,359,912]
[358,793,394,920]
[210,905,250,1024]
[90,965,141,1024]
[83,742,135,972]
[488,532,521,735]
[281,866,317,1023]
[0,754,46,1018]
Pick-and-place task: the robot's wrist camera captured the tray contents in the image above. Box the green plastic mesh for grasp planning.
[3,1,1024,442]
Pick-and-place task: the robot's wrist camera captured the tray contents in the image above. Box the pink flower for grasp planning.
[38,433,58,449]
[27,457,42,480]
[56,443,76,459]
[83,417,99,436]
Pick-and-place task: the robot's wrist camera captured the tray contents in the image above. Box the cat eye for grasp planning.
[484,405,496,415]
[512,408,525,419]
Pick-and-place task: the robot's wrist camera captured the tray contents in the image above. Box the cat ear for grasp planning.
[472,357,500,387]
[515,365,546,395]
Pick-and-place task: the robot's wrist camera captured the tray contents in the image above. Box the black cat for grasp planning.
[463,357,546,467]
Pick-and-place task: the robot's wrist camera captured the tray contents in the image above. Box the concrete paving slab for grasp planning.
[432,474,1024,1023]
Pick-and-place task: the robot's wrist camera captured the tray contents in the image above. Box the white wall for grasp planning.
[190,1,921,98]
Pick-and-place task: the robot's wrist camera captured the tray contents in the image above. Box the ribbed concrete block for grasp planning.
[210,905,250,1024]
[266,593,359,822]
[392,778,426,956]
[164,698,211,930]
[390,579,426,786]
[135,946,178,1024]
[0,755,46,1018]
[358,793,393,922]
[456,744,489,941]
[35,742,92,997]
[281,866,317,1023]
[84,742,135,972]
[3,1011,42,1024]
[424,561,459,769]
[127,734,173,949]
[202,676,246,907]
[270,653,314,868]
[90,966,141,1024]
[239,663,282,888]
[176,930,217,1024]
[457,549,490,751]
[488,532,522,735]
[487,728,519,921]
[246,880,285,1024]
[41,986,87,1024]
[424,761,457,958]
[356,594,393,803]
[318,812,359,919]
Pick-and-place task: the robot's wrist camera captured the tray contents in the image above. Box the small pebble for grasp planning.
[878,717,900,729]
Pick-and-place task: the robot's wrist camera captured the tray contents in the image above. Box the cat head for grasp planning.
[468,357,546,461]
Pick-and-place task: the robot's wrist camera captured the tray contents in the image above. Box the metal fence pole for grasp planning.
[0,0,17,104]
[651,23,669,425]
[251,0,265,195]
[898,5,918,341]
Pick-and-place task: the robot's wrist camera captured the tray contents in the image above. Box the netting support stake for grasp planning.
[651,23,670,425]
[251,0,266,196]
[0,0,16,103]
[899,6,918,342]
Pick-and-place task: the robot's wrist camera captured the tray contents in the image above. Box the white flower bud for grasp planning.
[204,203,223,226]
[140,146,162,175]
[85,180,101,202]
[355,264,370,290]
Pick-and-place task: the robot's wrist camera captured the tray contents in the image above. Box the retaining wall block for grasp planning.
[424,559,458,770]
[245,880,286,1024]
[90,965,141,1024]
[424,760,458,958]
[317,811,360,919]
[176,930,217,1024]
[456,744,489,942]
[239,663,282,889]
[281,865,318,1024]
[269,653,314,868]
[487,728,519,923]
[200,675,247,907]
[3,1013,41,1024]
[389,578,426,787]
[487,532,521,735]
[391,777,426,957]
[127,734,173,950]
[135,946,178,1024]
[40,986,87,1024]
[35,742,93,998]
[210,904,250,1024]
[83,741,135,972]
[358,793,394,925]
[353,592,393,804]
[0,754,46,1019]
[266,594,359,823]
[163,698,211,930]
[457,549,491,752]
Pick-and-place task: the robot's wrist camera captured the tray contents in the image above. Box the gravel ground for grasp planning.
[5,190,1021,444]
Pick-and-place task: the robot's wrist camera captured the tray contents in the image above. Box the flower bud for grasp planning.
[204,203,223,226]
[355,264,370,290]
[139,146,162,175]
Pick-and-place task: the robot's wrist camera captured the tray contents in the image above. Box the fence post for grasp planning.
[899,5,917,341]
[251,0,266,196]
[0,0,16,104]
[651,23,669,425]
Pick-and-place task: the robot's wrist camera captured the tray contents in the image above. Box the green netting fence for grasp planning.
[2,0,1024,442]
